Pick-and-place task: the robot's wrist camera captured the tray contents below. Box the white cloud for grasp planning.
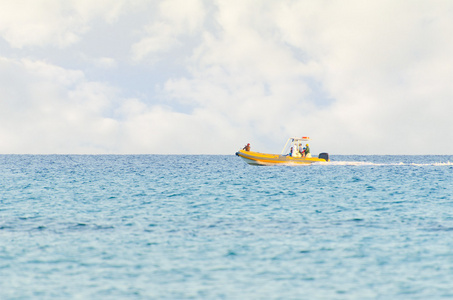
[294,1,453,154]
[82,56,118,69]
[1,1,453,154]
[0,57,120,153]
[157,0,453,154]
[116,105,238,154]
[0,57,238,154]
[131,0,205,61]
[131,22,182,61]
[0,0,128,48]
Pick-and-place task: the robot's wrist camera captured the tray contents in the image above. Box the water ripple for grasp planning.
[1,155,453,299]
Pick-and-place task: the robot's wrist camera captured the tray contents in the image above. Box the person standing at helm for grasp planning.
[243,143,251,151]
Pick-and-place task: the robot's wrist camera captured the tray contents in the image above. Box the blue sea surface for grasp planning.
[1,155,453,299]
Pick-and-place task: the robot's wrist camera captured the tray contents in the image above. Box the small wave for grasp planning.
[424,226,453,232]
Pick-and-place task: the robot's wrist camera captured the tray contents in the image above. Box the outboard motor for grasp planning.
[318,153,329,162]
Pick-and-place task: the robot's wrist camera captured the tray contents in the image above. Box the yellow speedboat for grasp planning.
[236,137,329,166]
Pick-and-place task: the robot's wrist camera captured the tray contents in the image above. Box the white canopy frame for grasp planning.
[280,136,310,155]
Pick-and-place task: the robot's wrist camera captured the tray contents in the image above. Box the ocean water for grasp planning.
[1,155,453,299]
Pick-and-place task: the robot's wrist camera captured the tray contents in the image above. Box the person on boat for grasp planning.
[243,143,251,151]
[304,143,311,158]
[298,143,305,157]
[291,144,301,157]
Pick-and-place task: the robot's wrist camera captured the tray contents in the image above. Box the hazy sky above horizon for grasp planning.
[1,0,452,154]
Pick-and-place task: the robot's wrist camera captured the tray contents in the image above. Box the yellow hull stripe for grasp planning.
[236,150,326,165]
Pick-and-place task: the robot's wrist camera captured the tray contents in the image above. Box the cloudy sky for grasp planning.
[1,0,452,154]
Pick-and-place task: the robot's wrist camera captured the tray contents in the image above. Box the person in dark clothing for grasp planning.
[304,144,310,157]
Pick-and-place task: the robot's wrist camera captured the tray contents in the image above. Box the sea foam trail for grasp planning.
[269,161,453,167]
[315,161,453,166]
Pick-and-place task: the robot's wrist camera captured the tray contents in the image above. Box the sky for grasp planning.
[1,0,452,155]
